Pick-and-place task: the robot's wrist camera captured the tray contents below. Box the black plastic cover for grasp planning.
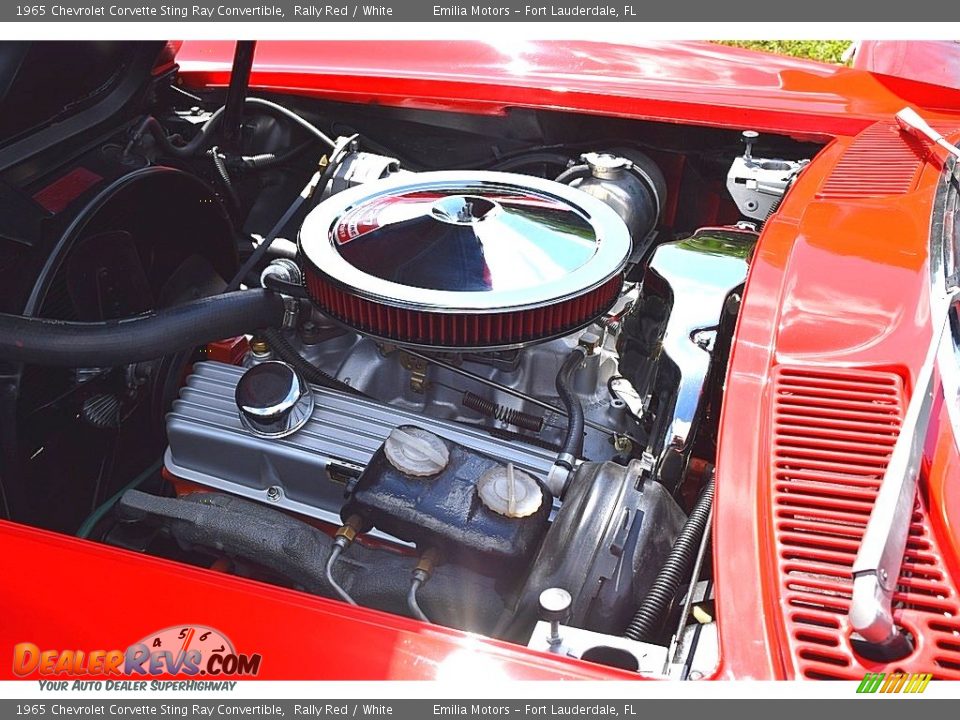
[342,425,552,576]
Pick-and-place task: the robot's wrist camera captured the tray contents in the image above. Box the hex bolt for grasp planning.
[266,485,283,502]
[539,587,572,651]
[613,434,633,455]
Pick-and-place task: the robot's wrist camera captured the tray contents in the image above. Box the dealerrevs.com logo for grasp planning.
[12,625,262,682]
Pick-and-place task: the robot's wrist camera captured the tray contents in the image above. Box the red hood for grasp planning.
[175,40,960,141]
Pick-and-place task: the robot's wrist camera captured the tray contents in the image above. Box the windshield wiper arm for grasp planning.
[896,107,960,159]
[850,111,960,656]
[849,309,948,655]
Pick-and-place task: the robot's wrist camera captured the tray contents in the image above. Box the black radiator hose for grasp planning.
[0,290,285,367]
[624,475,715,642]
[555,346,587,468]
[261,327,365,397]
[555,164,591,185]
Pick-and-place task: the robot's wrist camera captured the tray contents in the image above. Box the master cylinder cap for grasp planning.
[384,426,450,477]
[477,463,543,518]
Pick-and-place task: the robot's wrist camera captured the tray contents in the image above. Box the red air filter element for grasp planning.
[299,171,631,350]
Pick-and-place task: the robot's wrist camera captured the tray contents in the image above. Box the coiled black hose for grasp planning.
[239,140,314,170]
[210,146,241,210]
[261,327,365,397]
[555,347,587,467]
[624,476,716,642]
[0,290,285,367]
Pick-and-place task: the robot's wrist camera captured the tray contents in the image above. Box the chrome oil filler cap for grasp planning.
[235,360,315,438]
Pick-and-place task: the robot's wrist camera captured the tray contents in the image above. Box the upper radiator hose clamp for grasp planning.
[261,258,303,329]
[546,461,573,498]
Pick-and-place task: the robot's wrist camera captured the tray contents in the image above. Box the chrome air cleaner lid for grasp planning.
[299,171,630,350]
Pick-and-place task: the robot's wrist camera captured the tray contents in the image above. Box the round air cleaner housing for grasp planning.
[299,171,630,350]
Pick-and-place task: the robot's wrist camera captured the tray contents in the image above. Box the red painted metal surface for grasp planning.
[0,520,634,681]
[4,41,960,683]
[854,41,960,93]
[713,121,960,679]
[174,41,960,141]
[769,366,960,680]
[818,121,934,198]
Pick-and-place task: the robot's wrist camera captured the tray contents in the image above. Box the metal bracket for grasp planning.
[527,620,668,676]
[726,137,806,221]
[399,351,429,394]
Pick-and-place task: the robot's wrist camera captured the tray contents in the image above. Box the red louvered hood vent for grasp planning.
[299,171,631,350]
[818,121,957,199]
[771,366,960,679]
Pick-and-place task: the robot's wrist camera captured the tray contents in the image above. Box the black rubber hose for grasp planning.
[487,152,573,173]
[261,327,365,397]
[130,113,224,158]
[624,476,716,642]
[555,346,587,466]
[129,98,335,161]
[408,577,430,622]
[555,164,591,185]
[243,98,336,149]
[261,274,310,299]
[0,290,285,367]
